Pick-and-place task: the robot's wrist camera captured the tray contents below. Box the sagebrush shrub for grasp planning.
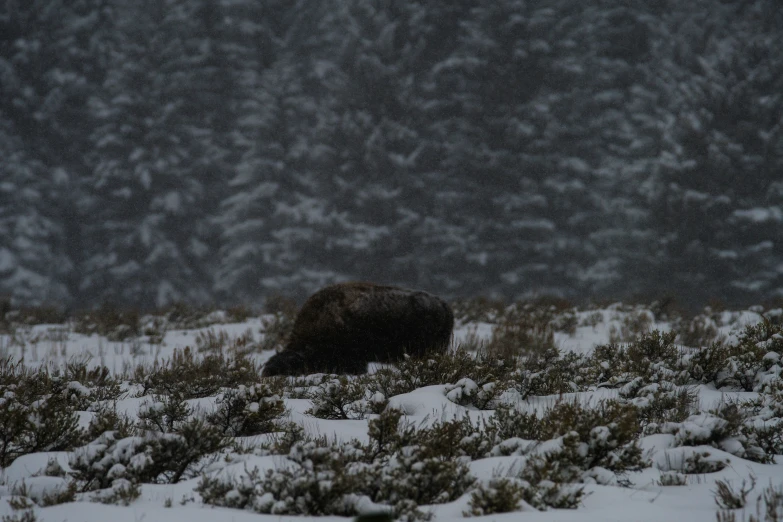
[137,393,193,433]
[199,407,474,521]
[72,418,227,490]
[464,477,527,516]
[487,400,646,476]
[659,400,775,463]
[621,381,698,429]
[713,475,756,510]
[587,331,687,387]
[129,347,260,398]
[306,376,388,420]
[72,304,140,341]
[690,321,782,392]
[510,347,586,398]
[482,299,574,358]
[84,404,136,443]
[207,383,286,436]
[444,377,503,409]
[259,306,296,353]
[0,358,84,467]
[675,311,720,348]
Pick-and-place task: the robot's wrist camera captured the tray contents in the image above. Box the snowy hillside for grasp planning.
[1,301,782,522]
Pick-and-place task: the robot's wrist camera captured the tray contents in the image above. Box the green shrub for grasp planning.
[444,378,504,410]
[658,471,688,486]
[621,381,698,429]
[487,400,646,476]
[690,321,782,392]
[90,479,142,506]
[587,331,687,387]
[129,347,261,399]
[609,309,654,343]
[2,305,66,329]
[137,393,193,433]
[464,477,527,516]
[516,452,586,507]
[71,418,227,489]
[376,349,483,397]
[83,404,136,442]
[259,304,297,353]
[510,347,587,399]
[483,302,566,359]
[450,297,507,325]
[414,414,491,461]
[199,407,474,521]
[207,383,286,436]
[659,400,775,463]
[675,311,720,348]
[683,451,728,474]
[72,303,140,341]
[306,376,388,420]
[485,404,542,449]
[62,361,124,404]
[0,358,84,467]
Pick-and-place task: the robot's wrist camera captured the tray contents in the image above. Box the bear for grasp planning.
[261,282,454,376]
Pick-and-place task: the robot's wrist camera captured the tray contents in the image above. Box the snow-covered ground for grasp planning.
[1,304,781,522]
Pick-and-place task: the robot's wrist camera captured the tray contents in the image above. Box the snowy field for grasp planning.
[1,303,782,522]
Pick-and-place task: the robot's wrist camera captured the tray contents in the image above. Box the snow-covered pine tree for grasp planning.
[82,0,234,308]
[0,0,112,305]
[215,1,341,302]
[646,0,783,306]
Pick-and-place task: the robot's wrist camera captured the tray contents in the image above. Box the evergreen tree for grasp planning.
[215,1,338,302]
[0,0,111,304]
[647,0,783,306]
[82,0,234,307]
[0,122,71,304]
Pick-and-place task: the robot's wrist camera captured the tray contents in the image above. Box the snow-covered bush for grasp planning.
[464,477,528,516]
[713,475,756,510]
[83,405,136,443]
[71,418,227,490]
[509,347,587,398]
[197,440,441,521]
[485,404,541,444]
[137,394,192,433]
[72,304,140,341]
[658,400,775,463]
[537,400,645,474]
[608,308,655,343]
[207,383,286,435]
[487,400,646,480]
[690,321,782,392]
[306,377,387,420]
[259,307,296,353]
[444,378,503,409]
[621,380,698,428]
[129,347,261,399]
[675,311,720,348]
[482,299,576,358]
[587,331,688,387]
[76,373,124,408]
[372,349,486,398]
[658,471,688,486]
[199,408,475,521]
[0,360,84,467]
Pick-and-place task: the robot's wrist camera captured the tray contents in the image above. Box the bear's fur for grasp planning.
[261,282,454,376]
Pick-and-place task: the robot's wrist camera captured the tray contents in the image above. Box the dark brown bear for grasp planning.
[261,282,454,376]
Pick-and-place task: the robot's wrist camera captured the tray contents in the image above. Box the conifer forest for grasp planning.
[1,0,782,310]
